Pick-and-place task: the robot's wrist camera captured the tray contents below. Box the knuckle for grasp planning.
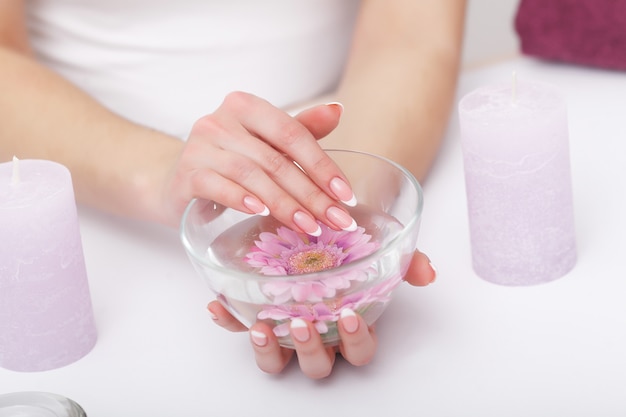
[346,352,373,367]
[259,363,285,375]
[264,197,292,220]
[263,152,291,177]
[223,155,257,184]
[300,187,326,208]
[305,364,333,379]
[341,339,375,367]
[275,119,308,147]
[255,353,288,374]
[191,115,227,137]
[222,91,253,111]
[212,183,233,203]
[189,169,208,194]
[310,153,334,173]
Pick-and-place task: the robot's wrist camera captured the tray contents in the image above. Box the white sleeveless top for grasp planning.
[25,0,360,139]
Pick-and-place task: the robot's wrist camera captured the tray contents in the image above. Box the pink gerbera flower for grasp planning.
[244,221,380,303]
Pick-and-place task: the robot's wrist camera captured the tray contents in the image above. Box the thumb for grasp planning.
[293,102,343,140]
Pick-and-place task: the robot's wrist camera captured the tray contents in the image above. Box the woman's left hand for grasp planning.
[207,249,436,379]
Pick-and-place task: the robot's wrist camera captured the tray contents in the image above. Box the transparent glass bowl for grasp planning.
[0,392,86,417]
[180,149,423,347]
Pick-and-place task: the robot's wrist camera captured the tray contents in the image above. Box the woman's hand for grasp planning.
[208,249,437,379]
[162,92,357,233]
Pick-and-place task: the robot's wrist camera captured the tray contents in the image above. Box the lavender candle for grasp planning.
[458,78,577,285]
[0,158,97,371]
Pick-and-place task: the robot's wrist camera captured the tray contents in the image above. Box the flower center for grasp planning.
[287,249,339,274]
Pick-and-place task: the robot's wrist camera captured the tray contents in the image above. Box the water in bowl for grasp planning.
[201,204,409,346]
[207,204,401,273]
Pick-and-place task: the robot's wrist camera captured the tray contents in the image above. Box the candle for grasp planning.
[0,158,97,371]
[458,78,577,285]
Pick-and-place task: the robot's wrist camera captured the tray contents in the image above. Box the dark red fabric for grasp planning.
[515,0,626,70]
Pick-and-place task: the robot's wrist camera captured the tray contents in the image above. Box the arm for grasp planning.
[0,1,183,226]
[0,1,353,233]
[321,0,466,182]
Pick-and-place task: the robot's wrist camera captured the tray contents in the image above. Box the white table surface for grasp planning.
[2,57,626,416]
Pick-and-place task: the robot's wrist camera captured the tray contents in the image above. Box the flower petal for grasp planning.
[273,322,291,337]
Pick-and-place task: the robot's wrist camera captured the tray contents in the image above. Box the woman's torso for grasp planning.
[25,0,360,138]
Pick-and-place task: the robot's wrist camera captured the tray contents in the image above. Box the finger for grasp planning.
[182,130,322,234]
[197,147,335,235]
[175,127,274,218]
[219,92,356,206]
[289,319,336,379]
[200,127,356,235]
[404,250,438,287]
[187,161,270,217]
[293,102,343,140]
[249,323,294,374]
[207,300,248,332]
[337,308,378,366]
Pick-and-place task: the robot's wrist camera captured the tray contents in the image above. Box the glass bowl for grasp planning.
[0,392,86,417]
[180,149,423,347]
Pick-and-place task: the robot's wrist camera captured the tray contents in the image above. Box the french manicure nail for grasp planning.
[250,330,268,347]
[340,308,359,334]
[293,211,321,236]
[325,101,344,116]
[243,196,270,216]
[330,177,357,207]
[326,206,357,231]
[429,261,438,284]
[290,319,310,343]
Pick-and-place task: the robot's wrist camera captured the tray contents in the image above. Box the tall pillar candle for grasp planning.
[458,79,577,286]
[0,158,97,371]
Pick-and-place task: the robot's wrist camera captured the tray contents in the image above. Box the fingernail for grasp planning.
[326,206,357,231]
[340,308,359,334]
[207,305,218,321]
[243,196,270,216]
[325,101,344,116]
[250,330,268,347]
[429,261,438,284]
[293,211,321,236]
[330,177,357,207]
[290,318,310,343]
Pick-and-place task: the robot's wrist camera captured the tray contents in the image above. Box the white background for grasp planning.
[463,0,520,67]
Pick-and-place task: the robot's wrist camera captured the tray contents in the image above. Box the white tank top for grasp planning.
[25,0,360,138]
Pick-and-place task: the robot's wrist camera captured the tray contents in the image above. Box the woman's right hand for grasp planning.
[162,92,358,235]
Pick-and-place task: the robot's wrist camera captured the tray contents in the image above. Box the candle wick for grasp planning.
[511,71,517,104]
[11,155,20,186]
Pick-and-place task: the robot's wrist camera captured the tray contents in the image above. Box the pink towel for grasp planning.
[515,0,626,70]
